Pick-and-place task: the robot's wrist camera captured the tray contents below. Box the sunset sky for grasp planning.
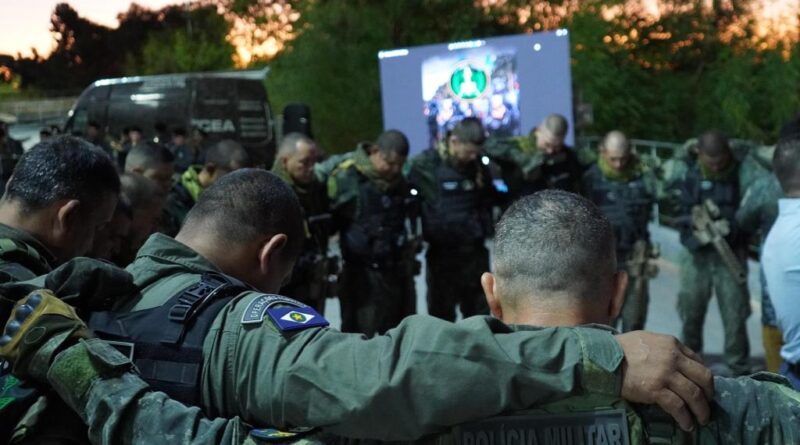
[0,0,177,57]
[2,0,799,59]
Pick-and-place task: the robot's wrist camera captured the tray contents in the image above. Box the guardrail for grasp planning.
[0,97,76,124]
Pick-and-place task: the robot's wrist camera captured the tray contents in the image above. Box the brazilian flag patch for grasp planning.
[267,306,329,332]
[250,427,315,442]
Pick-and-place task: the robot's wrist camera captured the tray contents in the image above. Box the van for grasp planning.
[64,68,275,165]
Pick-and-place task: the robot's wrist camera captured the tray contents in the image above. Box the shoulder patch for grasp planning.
[241,294,307,325]
[267,306,329,332]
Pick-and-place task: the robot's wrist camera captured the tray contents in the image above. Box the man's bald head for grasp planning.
[205,140,251,171]
[535,114,568,155]
[600,130,632,172]
[601,130,630,155]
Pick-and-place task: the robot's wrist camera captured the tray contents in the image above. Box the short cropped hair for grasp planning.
[4,135,120,211]
[375,130,409,157]
[119,173,162,210]
[182,169,304,257]
[450,117,486,145]
[697,130,730,156]
[540,114,569,138]
[125,143,175,171]
[277,133,315,160]
[205,140,250,169]
[493,190,616,306]
[774,137,800,195]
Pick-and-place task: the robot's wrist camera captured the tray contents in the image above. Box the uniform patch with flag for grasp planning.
[267,306,329,331]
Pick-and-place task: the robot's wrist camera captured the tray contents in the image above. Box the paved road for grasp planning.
[323,223,766,367]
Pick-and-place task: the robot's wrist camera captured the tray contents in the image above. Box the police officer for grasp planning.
[77,169,714,441]
[409,117,495,321]
[582,131,656,332]
[436,190,800,445]
[675,130,751,376]
[272,133,334,313]
[0,135,120,443]
[484,113,582,199]
[161,139,250,236]
[328,130,417,335]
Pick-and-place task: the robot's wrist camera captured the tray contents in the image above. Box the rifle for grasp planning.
[625,240,659,323]
[691,199,748,286]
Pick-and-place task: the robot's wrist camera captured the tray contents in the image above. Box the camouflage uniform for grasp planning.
[408,144,495,321]
[737,173,783,372]
[328,145,417,335]
[582,157,657,332]
[160,165,204,236]
[484,136,582,199]
[82,232,627,440]
[0,224,90,444]
[272,160,335,313]
[675,161,751,375]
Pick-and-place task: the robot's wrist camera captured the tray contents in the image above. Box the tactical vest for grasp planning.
[340,173,409,268]
[88,273,250,406]
[585,166,652,256]
[683,165,741,244]
[422,160,489,246]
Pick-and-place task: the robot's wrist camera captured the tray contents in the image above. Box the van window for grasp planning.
[71,108,89,135]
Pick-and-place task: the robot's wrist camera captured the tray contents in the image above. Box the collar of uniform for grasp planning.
[0,222,57,268]
[133,232,223,275]
[508,322,623,397]
[778,198,800,215]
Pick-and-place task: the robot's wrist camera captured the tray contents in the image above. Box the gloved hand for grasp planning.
[0,290,93,383]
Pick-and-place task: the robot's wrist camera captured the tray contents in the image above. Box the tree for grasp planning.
[266,0,520,152]
[125,5,234,75]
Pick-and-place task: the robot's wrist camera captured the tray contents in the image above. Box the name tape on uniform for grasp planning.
[267,306,329,332]
[241,294,307,325]
[454,410,630,445]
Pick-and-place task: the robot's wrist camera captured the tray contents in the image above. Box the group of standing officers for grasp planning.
[0,111,795,445]
[279,112,760,380]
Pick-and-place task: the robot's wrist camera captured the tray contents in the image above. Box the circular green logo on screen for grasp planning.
[450,64,489,101]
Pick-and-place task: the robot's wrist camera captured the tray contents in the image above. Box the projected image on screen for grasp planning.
[422,48,520,147]
[379,31,573,155]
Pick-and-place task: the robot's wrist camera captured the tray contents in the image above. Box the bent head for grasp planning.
[447,117,486,166]
[200,140,251,188]
[484,190,627,327]
[276,133,321,185]
[368,130,409,181]
[696,130,732,174]
[176,169,304,292]
[124,143,175,194]
[1,136,120,261]
[600,130,632,172]
[535,114,568,156]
